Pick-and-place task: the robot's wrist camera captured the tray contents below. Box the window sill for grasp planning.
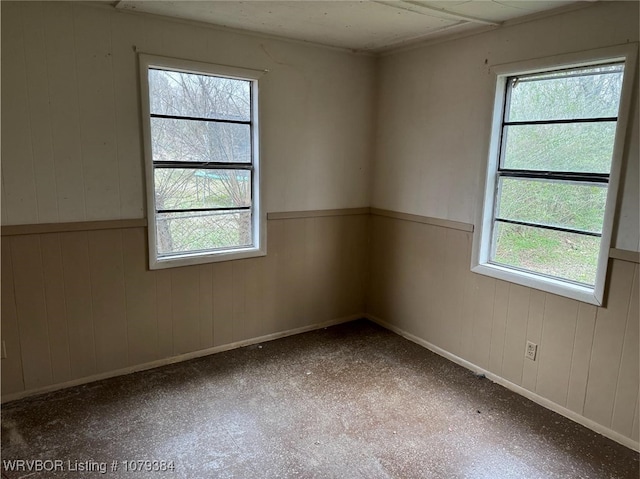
[471,262,601,306]
[150,246,266,270]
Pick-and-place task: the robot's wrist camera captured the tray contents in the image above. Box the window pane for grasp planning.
[149,69,250,121]
[157,210,252,256]
[497,178,607,234]
[154,168,251,211]
[492,222,600,285]
[502,122,616,173]
[151,118,251,163]
[507,64,623,122]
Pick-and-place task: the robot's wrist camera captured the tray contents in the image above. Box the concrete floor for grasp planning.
[1,319,638,478]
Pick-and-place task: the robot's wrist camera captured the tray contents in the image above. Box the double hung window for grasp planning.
[140,55,264,269]
[473,46,637,304]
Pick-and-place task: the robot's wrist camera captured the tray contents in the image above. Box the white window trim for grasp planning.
[472,43,638,306]
[139,54,267,270]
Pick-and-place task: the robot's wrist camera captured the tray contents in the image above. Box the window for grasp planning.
[473,45,637,305]
[139,55,265,269]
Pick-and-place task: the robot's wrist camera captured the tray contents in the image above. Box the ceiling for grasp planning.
[115,1,585,53]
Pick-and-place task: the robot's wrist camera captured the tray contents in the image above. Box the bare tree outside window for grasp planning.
[148,69,255,256]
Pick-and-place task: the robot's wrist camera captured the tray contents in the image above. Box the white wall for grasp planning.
[1,1,375,225]
[372,1,639,251]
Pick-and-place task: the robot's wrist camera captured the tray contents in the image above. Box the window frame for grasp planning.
[472,44,638,305]
[139,54,266,270]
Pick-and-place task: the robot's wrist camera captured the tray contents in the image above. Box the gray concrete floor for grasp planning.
[1,319,638,478]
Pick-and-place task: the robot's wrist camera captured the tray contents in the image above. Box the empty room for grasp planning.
[1,0,638,477]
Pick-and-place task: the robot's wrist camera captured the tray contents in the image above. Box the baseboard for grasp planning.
[366,314,640,453]
[1,314,363,404]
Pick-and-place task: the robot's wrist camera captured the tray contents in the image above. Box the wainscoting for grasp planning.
[1,211,368,400]
[2,208,638,451]
[368,212,639,450]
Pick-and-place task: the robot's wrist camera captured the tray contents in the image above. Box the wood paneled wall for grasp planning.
[2,211,638,449]
[1,214,369,399]
[368,214,639,448]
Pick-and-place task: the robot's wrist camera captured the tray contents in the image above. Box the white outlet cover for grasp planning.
[525,341,537,361]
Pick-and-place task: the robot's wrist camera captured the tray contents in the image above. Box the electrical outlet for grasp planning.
[1,341,6,359]
[525,341,537,361]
